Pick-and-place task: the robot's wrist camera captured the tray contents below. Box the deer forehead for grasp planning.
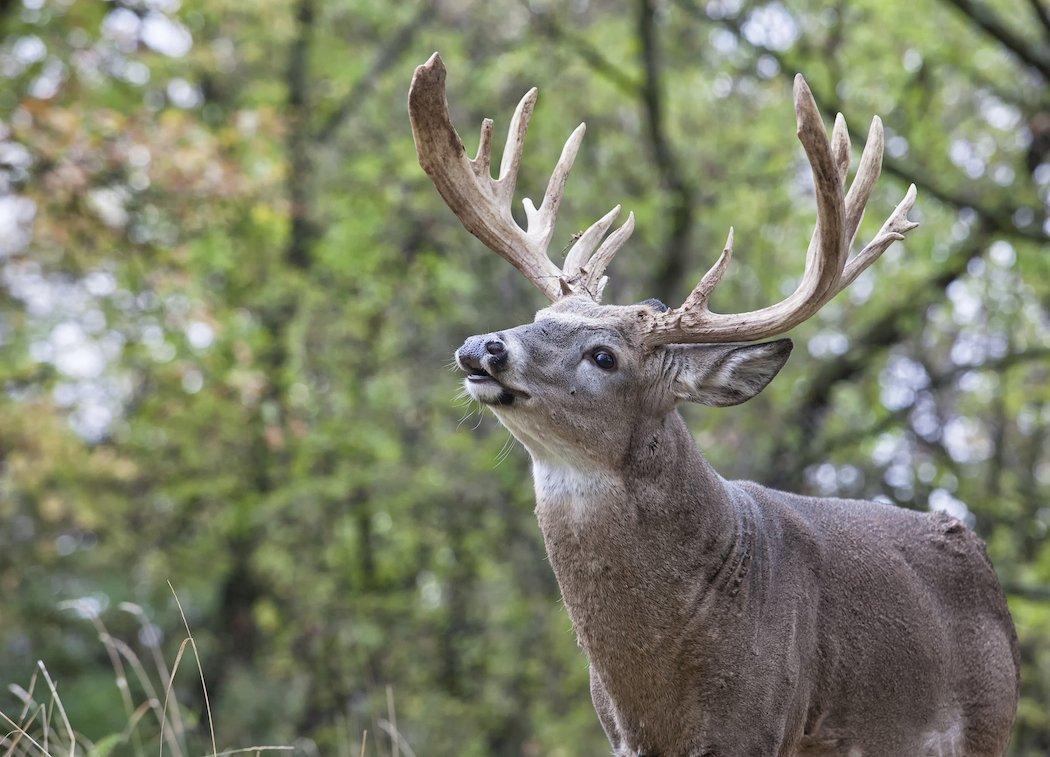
[526,297,656,345]
[541,294,653,320]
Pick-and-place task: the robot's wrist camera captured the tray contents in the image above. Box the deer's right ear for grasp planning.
[667,339,793,407]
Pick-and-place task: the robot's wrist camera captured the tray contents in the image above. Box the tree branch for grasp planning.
[314,5,435,145]
[0,0,19,33]
[525,7,643,96]
[207,0,320,708]
[812,346,1050,462]
[637,0,700,301]
[764,227,993,489]
[940,0,1050,80]
[286,0,317,270]
[1002,581,1050,602]
[1026,0,1050,39]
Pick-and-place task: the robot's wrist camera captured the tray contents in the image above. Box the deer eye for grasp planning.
[591,349,617,370]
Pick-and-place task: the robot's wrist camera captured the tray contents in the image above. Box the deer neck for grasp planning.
[527,410,751,655]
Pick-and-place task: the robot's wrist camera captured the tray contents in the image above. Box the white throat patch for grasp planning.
[532,461,622,522]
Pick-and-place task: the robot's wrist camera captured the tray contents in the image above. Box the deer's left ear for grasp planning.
[666,339,793,406]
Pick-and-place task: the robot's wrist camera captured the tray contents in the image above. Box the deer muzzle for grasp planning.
[455,333,523,406]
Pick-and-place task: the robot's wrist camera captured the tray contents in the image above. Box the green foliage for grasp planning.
[0,0,1047,753]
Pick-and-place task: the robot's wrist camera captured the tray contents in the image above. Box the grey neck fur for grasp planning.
[529,410,758,747]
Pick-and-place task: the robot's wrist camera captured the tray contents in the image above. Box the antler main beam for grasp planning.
[408,53,634,301]
[643,75,918,347]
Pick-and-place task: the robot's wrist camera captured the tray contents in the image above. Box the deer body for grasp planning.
[409,53,1019,755]
[482,300,1017,756]
[533,411,1017,755]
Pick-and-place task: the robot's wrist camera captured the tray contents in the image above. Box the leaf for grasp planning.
[88,734,123,757]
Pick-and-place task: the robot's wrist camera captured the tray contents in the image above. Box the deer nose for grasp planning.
[456,333,509,374]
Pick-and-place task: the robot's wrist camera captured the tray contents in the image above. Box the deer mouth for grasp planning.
[464,368,529,405]
[466,367,497,384]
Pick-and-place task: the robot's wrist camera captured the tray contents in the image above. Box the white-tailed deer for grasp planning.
[409,53,1019,756]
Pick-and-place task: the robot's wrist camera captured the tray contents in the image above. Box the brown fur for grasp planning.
[456,296,1019,756]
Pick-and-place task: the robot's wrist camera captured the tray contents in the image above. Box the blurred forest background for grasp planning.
[0,0,1047,754]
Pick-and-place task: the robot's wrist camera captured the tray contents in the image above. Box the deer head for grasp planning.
[409,53,917,467]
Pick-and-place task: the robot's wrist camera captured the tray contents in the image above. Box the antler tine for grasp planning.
[495,87,538,205]
[843,116,884,248]
[564,205,622,277]
[837,183,918,293]
[594,275,610,300]
[580,212,636,295]
[793,74,847,301]
[523,123,586,252]
[831,113,851,184]
[795,109,850,304]
[681,228,734,312]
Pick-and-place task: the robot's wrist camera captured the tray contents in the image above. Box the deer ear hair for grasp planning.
[668,339,793,407]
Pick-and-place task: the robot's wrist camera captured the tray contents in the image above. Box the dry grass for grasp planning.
[0,584,295,757]
[0,585,416,757]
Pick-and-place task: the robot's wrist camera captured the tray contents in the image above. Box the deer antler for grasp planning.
[408,53,634,301]
[410,56,917,336]
[642,76,918,347]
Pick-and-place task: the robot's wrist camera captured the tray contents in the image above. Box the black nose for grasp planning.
[456,333,508,374]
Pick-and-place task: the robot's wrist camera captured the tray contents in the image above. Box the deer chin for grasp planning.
[490,408,601,472]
